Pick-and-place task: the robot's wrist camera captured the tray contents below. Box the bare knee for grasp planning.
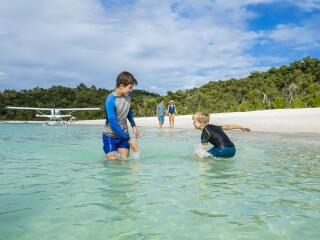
[106,152,118,160]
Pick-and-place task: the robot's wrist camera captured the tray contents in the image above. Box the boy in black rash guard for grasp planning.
[192,112,251,158]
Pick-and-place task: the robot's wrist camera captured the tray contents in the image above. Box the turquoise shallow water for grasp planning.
[0,123,320,239]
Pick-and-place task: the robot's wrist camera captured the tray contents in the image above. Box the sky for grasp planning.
[0,0,319,94]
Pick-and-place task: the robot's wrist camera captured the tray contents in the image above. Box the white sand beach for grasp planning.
[3,108,320,133]
[72,108,320,133]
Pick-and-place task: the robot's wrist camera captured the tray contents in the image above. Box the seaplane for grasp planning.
[6,106,100,126]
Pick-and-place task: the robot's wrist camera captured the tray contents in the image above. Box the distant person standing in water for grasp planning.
[156,99,166,128]
[166,100,178,128]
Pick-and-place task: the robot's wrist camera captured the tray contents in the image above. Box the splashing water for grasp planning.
[193,144,212,159]
[132,151,141,159]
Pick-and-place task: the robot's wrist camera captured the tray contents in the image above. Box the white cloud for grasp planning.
[267,15,320,50]
[288,0,320,11]
[0,0,317,94]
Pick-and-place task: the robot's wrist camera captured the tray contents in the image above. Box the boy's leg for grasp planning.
[106,152,119,160]
[208,147,236,158]
[103,134,120,160]
[117,148,130,157]
[117,140,130,158]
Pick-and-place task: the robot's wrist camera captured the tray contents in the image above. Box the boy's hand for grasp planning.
[241,127,251,132]
[128,139,139,152]
[132,126,141,138]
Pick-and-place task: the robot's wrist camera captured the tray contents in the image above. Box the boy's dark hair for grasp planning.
[116,71,138,88]
[159,99,163,102]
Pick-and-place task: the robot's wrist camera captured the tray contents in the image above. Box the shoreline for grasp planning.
[2,108,320,133]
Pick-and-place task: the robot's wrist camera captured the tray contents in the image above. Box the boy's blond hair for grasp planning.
[192,112,210,125]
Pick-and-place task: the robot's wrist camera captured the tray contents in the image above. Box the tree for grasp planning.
[1,57,320,120]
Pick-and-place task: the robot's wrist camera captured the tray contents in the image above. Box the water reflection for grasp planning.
[100,160,141,225]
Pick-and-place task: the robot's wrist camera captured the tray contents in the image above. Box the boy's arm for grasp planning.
[106,97,130,140]
[222,124,251,132]
[128,139,139,152]
[201,128,210,145]
[127,108,141,138]
[127,108,136,127]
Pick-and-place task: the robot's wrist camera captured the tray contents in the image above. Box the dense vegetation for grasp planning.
[0,84,159,120]
[159,57,320,115]
[1,57,319,120]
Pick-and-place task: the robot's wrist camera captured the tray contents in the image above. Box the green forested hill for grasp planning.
[152,57,320,115]
[1,57,319,120]
[0,84,159,120]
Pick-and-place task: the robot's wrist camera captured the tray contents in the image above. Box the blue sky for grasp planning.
[0,0,319,94]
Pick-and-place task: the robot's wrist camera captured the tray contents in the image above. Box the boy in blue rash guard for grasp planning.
[103,71,141,160]
[192,112,250,158]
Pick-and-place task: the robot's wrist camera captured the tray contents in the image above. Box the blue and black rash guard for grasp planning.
[103,92,135,140]
[201,124,235,148]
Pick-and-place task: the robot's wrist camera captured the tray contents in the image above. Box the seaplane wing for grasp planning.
[36,114,71,118]
[58,108,100,111]
[6,106,53,111]
[6,107,100,111]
